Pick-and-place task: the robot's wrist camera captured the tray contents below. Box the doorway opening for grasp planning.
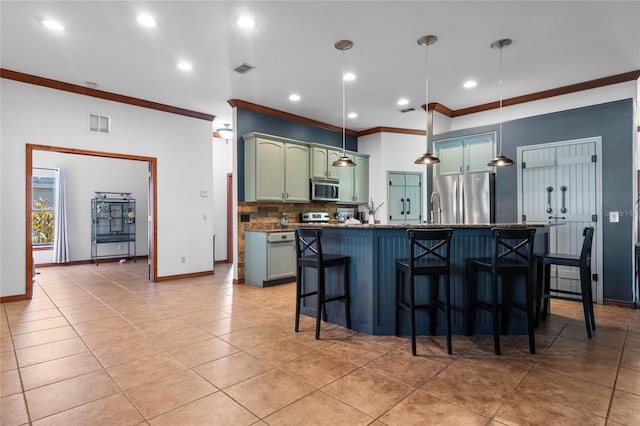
[227,173,233,263]
[24,143,158,299]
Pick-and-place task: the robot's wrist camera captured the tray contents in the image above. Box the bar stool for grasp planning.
[294,228,351,340]
[536,226,595,338]
[467,228,537,355]
[395,228,454,355]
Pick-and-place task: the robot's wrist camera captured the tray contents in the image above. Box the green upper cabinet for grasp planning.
[434,132,496,175]
[311,146,342,181]
[284,143,310,202]
[436,141,465,175]
[338,153,369,204]
[244,133,310,202]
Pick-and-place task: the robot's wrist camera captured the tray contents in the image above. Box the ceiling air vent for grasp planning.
[233,63,255,74]
[399,107,416,113]
[89,114,110,134]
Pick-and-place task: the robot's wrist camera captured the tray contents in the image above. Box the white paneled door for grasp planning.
[518,137,602,304]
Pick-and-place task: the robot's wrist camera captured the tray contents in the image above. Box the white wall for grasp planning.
[358,132,431,224]
[1,79,216,297]
[32,151,149,264]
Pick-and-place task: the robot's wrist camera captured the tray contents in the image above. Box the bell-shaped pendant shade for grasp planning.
[414,153,440,165]
[332,155,356,167]
[487,154,515,167]
[488,38,515,168]
[414,35,440,166]
[333,39,356,168]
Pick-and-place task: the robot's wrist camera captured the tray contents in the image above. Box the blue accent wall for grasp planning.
[236,108,358,201]
[434,99,635,302]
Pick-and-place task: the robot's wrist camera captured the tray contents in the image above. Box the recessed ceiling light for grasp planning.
[463,80,477,89]
[289,94,301,101]
[348,112,358,119]
[236,16,255,28]
[397,98,409,106]
[42,20,64,31]
[343,72,356,81]
[137,15,157,27]
[177,62,193,71]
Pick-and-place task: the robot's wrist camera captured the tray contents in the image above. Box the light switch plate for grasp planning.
[609,211,619,222]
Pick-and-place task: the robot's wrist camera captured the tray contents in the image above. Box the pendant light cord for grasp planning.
[342,49,346,155]
[424,41,430,152]
[498,44,504,156]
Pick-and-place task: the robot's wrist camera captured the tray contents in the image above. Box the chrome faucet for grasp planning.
[430,191,441,224]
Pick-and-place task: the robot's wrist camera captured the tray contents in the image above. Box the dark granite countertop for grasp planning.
[244,228,296,233]
[295,222,549,229]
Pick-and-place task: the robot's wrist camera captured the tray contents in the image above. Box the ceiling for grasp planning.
[1,1,638,132]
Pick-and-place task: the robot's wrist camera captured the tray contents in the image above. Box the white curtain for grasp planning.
[52,168,69,263]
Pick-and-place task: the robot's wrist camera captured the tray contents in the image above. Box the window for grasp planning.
[32,176,55,246]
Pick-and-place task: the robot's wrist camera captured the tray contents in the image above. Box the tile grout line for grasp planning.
[603,325,629,421]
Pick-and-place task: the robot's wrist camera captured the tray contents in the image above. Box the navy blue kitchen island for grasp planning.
[296,223,549,336]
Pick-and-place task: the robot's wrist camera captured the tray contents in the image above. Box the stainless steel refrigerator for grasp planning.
[432,173,495,224]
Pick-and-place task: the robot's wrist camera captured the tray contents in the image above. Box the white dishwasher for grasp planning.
[245,231,297,287]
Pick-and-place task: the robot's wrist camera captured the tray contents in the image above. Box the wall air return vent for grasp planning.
[233,63,255,74]
[89,114,110,134]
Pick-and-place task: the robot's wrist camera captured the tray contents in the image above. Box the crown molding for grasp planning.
[451,70,640,117]
[358,127,425,137]
[4,68,636,135]
[228,99,359,136]
[1,68,215,122]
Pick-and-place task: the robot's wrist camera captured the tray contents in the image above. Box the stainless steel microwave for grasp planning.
[310,180,340,201]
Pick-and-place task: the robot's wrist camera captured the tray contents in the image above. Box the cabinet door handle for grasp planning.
[400,198,405,215]
[406,198,410,215]
[560,186,568,213]
[460,166,463,173]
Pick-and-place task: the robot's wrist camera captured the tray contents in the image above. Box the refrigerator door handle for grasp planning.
[456,178,462,224]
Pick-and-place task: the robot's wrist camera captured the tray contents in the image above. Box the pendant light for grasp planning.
[487,38,515,167]
[332,39,356,168]
[414,35,440,165]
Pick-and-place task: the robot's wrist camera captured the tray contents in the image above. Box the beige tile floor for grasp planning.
[1,261,639,425]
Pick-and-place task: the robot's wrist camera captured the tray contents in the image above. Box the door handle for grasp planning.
[560,186,568,213]
[546,186,553,213]
[400,198,405,215]
[406,198,410,215]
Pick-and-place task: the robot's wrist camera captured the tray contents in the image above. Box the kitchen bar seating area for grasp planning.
[2,261,638,425]
[296,223,550,345]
